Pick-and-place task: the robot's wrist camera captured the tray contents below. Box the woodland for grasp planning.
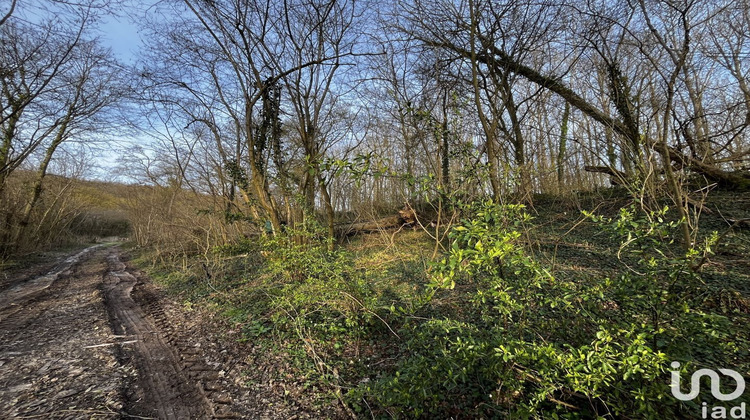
[1,0,749,418]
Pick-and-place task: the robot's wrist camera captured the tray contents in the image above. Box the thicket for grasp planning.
[137,192,749,419]
[350,201,747,418]
[0,174,130,260]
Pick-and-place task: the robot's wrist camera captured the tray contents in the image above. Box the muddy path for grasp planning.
[0,245,123,418]
[0,246,243,419]
[102,250,214,419]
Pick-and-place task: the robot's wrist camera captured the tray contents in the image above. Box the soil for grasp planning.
[0,246,257,419]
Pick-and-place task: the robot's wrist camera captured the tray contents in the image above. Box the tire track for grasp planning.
[102,248,239,419]
[136,287,240,419]
[103,250,212,419]
[0,245,101,322]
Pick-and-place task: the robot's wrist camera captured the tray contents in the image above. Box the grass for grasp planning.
[131,191,750,418]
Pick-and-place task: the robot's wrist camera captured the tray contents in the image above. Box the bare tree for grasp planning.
[14,41,124,245]
[140,0,368,239]
[396,0,750,192]
[0,19,85,189]
[275,0,362,242]
[0,1,122,254]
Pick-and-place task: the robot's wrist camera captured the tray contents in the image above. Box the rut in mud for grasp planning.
[102,250,214,419]
[0,246,243,419]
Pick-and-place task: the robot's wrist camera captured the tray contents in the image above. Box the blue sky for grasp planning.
[95,7,150,181]
[99,7,145,65]
[12,1,145,64]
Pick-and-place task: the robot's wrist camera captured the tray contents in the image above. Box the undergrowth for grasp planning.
[133,198,750,419]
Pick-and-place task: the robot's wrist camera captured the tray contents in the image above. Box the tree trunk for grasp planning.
[557,102,570,192]
[500,73,531,201]
[0,104,22,198]
[317,172,335,251]
[245,104,282,235]
[468,1,501,200]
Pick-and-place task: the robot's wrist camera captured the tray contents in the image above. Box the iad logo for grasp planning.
[670,361,746,419]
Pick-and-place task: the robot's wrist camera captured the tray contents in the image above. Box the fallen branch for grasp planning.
[584,166,628,185]
[336,207,419,236]
[651,141,750,191]
[84,340,138,349]
[338,215,402,235]
[727,218,750,228]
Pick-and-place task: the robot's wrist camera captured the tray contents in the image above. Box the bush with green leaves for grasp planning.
[260,222,374,325]
[147,217,382,404]
[248,220,381,389]
[582,206,735,358]
[351,201,742,418]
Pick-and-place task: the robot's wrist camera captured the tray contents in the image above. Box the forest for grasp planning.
[1,0,749,418]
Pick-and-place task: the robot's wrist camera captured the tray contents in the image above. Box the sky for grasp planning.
[12,1,146,63]
[100,14,143,65]
[94,6,150,181]
[97,0,151,66]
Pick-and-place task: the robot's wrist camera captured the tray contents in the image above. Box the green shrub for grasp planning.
[260,221,375,328]
[233,220,381,393]
[352,201,741,419]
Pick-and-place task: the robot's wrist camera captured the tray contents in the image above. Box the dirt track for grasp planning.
[0,246,242,419]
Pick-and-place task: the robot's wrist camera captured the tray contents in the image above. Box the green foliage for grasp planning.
[352,201,742,418]
[138,198,747,419]
[224,159,249,191]
[143,217,383,408]
[212,238,261,257]
[242,220,380,387]
[582,206,734,357]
